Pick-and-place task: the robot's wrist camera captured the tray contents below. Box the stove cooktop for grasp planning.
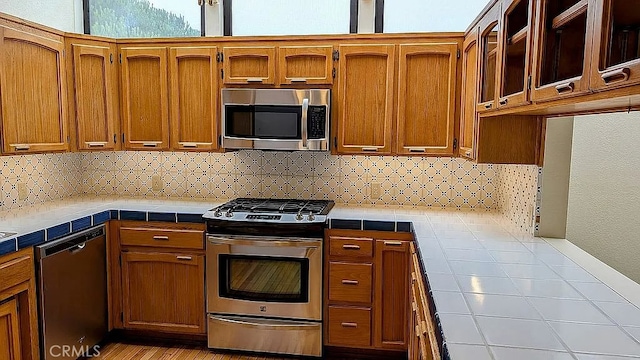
[203,198,335,224]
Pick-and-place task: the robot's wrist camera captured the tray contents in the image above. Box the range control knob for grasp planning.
[225,210,234,218]
[308,213,315,221]
[214,209,222,217]
[295,213,304,221]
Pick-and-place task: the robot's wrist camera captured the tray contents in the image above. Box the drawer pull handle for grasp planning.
[86,142,107,147]
[176,256,192,261]
[246,78,264,83]
[153,235,169,241]
[12,144,31,151]
[290,78,308,83]
[361,147,379,152]
[384,241,403,246]
[341,322,358,328]
[484,103,492,109]
[499,98,508,106]
[180,142,198,148]
[408,147,426,153]
[555,82,575,94]
[341,280,359,285]
[602,67,630,84]
[342,244,361,250]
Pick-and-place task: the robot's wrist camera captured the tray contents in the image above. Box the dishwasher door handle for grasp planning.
[69,243,86,254]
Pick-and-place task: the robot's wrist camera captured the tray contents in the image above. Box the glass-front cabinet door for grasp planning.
[497,0,535,108]
[531,0,596,102]
[590,0,640,90]
[476,3,501,112]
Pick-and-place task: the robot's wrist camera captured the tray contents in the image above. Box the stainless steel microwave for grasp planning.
[221,89,330,151]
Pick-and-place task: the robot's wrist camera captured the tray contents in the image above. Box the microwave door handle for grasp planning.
[301,98,309,149]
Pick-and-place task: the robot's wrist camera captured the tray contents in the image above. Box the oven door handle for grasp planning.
[209,315,321,331]
[207,235,322,249]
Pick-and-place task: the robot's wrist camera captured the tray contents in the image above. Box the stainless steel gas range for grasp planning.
[203,198,334,357]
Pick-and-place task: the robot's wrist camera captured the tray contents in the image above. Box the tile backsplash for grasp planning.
[0,151,541,234]
[0,153,83,210]
[80,151,498,209]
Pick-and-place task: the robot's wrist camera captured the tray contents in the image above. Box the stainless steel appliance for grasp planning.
[36,226,108,360]
[221,89,330,151]
[204,198,334,357]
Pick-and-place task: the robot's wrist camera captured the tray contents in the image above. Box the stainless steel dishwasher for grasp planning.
[36,225,108,360]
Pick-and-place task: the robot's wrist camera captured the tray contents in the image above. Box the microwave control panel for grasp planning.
[308,106,327,139]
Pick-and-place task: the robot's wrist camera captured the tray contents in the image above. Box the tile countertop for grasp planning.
[1,198,640,360]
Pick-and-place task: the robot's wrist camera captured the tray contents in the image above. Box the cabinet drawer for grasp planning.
[0,254,32,291]
[327,306,371,347]
[120,227,204,250]
[328,262,372,304]
[329,237,373,258]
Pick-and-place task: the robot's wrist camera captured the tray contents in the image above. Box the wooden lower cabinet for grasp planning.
[121,251,205,334]
[0,249,40,360]
[324,230,412,354]
[408,243,440,360]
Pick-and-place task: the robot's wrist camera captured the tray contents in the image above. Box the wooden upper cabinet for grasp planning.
[497,0,534,108]
[223,46,276,85]
[476,3,501,112]
[278,46,334,85]
[396,43,458,156]
[69,41,119,151]
[120,47,169,150]
[374,240,409,351]
[531,0,595,102]
[169,46,218,151]
[590,0,640,91]
[121,251,205,334]
[0,26,68,154]
[460,31,479,160]
[336,45,395,155]
[0,298,22,360]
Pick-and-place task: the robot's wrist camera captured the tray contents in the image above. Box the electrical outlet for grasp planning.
[151,175,163,191]
[17,182,28,200]
[371,182,382,200]
[529,204,536,227]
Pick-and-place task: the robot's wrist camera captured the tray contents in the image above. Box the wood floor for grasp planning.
[96,343,292,360]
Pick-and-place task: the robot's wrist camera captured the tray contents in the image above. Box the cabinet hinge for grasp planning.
[221,69,224,79]
[527,75,532,90]
[120,312,123,323]
[457,48,461,59]
[333,50,339,61]
[119,254,122,266]
[110,54,113,64]
[67,135,70,143]
[119,54,122,63]
[334,137,337,149]
[218,135,222,147]
[113,134,117,144]
[216,52,223,63]
[332,68,336,79]
[453,138,458,150]
[122,133,125,143]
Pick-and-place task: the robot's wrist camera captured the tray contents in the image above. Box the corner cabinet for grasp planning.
[531,0,596,102]
[335,45,395,155]
[0,25,68,154]
[169,46,219,151]
[590,0,640,91]
[396,43,458,156]
[68,40,119,151]
[119,47,170,150]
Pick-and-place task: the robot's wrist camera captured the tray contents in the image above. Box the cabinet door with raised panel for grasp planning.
[396,43,458,156]
[476,3,501,112]
[459,31,479,160]
[531,0,595,102]
[70,42,119,151]
[278,46,334,85]
[0,26,68,154]
[590,0,640,91]
[121,251,205,334]
[336,45,395,155]
[0,298,21,360]
[374,239,409,351]
[223,47,276,85]
[120,47,169,150]
[169,46,218,151]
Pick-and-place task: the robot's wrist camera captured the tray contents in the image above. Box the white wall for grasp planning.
[566,111,640,283]
[384,0,488,33]
[0,0,81,32]
[231,0,351,36]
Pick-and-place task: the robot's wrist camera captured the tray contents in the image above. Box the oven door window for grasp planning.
[225,105,302,139]
[219,255,309,303]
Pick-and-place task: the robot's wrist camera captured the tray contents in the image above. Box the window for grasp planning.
[85,0,203,37]
[231,0,351,36]
[384,0,489,33]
